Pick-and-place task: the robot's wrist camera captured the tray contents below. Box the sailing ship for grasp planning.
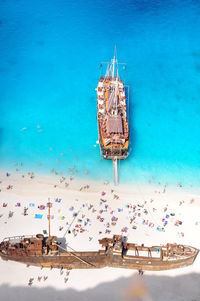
[96,48,130,185]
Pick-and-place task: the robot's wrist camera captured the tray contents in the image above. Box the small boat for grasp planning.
[0,234,198,271]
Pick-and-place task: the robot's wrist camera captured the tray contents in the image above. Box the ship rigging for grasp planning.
[97,48,130,185]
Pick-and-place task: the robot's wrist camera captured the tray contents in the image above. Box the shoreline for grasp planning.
[0,167,200,194]
[1,167,200,197]
[1,156,200,190]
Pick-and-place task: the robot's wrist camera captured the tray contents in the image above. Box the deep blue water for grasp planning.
[0,0,200,185]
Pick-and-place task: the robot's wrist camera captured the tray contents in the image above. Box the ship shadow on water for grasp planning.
[1,272,200,301]
[125,85,136,157]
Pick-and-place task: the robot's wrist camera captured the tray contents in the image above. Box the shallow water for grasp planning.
[0,0,200,185]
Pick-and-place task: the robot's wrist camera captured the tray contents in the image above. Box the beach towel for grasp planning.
[47,215,54,220]
[39,205,45,210]
[121,227,128,232]
[157,226,164,232]
[55,198,62,203]
[149,223,154,228]
[35,214,43,219]
[175,220,180,226]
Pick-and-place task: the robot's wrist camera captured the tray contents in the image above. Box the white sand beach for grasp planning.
[0,170,200,300]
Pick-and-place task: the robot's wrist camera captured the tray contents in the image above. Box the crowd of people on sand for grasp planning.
[0,169,198,287]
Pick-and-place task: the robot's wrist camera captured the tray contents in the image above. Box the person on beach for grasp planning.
[121,241,128,258]
[24,207,28,216]
[138,269,144,276]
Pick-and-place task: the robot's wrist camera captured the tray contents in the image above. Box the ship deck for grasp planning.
[97,76,129,158]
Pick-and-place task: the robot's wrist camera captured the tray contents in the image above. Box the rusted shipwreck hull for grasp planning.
[0,235,198,271]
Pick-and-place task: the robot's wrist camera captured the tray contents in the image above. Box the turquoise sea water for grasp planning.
[0,0,200,185]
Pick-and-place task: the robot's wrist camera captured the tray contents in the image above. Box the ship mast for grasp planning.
[112,46,118,115]
[112,46,116,78]
[112,46,119,185]
[112,45,118,79]
[47,200,52,240]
